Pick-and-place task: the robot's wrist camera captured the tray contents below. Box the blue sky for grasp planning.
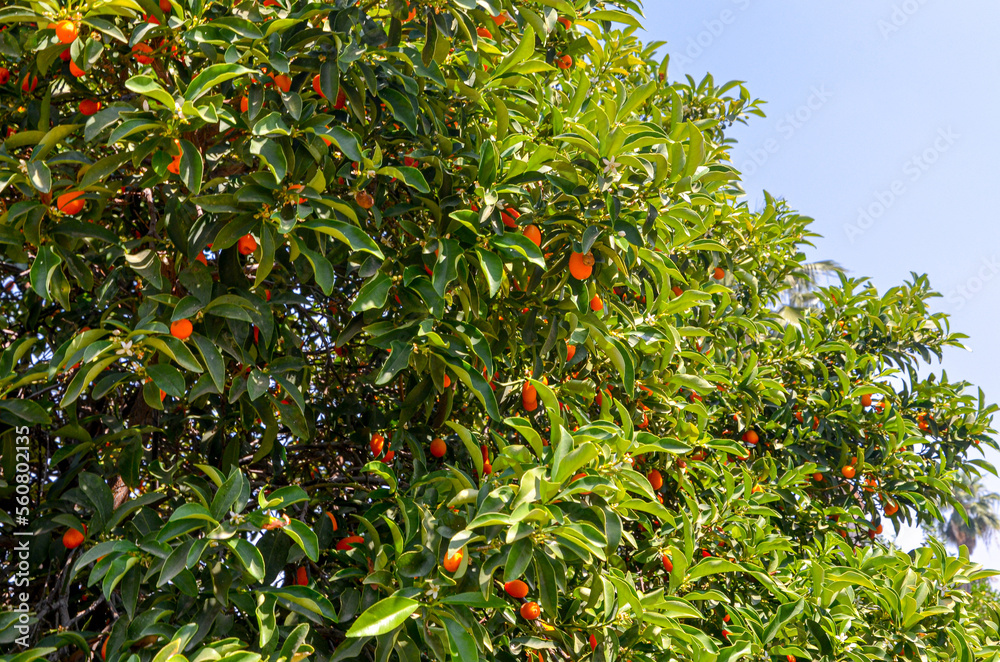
[640,0,1000,567]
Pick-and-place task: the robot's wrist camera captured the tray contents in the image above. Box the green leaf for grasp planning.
[439,593,508,609]
[376,340,413,385]
[83,106,124,142]
[715,643,752,662]
[492,233,545,268]
[445,420,483,477]
[228,538,266,582]
[118,439,143,488]
[398,546,437,578]
[438,355,502,421]
[158,336,204,372]
[317,59,340,108]
[670,373,713,393]
[30,245,62,299]
[210,469,244,519]
[211,216,259,252]
[345,596,421,637]
[191,334,225,392]
[209,16,264,39]
[504,537,533,583]
[0,399,51,425]
[79,472,114,531]
[251,138,287,182]
[433,238,461,296]
[125,75,175,107]
[252,112,291,137]
[279,623,311,661]
[948,626,974,662]
[444,615,478,662]
[83,16,127,43]
[248,368,268,400]
[761,599,804,644]
[60,357,119,408]
[179,139,203,193]
[108,120,164,145]
[283,519,320,561]
[172,296,204,321]
[381,88,418,134]
[125,249,164,289]
[146,364,185,399]
[349,273,392,313]
[551,441,599,484]
[299,219,384,258]
[582,224,601,254]
[184,63,255,102]
[294,241,335,296]
[591,333,634,398]
[79,150,132,189]
[475,248,504,297]
[155,541,191,587]
[27,161,51,193]
[377,166,430,193]
[825,568,877,591]
[260,485,309,510]
[586,9,642,28]
[478,139,498,188]
[655,597,703,620]
[492,25,536,79]
[261,586,338,623]
[256,594,278,649]
[683,122,706,179]
[169,503,217,523]
[686,557,743,581]
[4,649,58,662]
[327,127,364,161]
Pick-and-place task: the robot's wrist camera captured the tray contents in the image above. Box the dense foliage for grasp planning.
[2,1,999,661]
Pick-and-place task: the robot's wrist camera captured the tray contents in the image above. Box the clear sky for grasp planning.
[640,0,1000,568]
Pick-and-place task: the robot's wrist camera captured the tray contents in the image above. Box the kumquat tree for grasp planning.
[2,0,1000,661]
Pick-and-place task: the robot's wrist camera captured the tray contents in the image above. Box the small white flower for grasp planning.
[116,340,133,356]
[602,157,620,176]
[426,585,440,600]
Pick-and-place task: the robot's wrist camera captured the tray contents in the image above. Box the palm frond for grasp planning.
[924,472,1000,555]
[776,260,846,320]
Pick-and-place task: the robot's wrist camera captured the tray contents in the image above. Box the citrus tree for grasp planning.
[2,1,1000,661]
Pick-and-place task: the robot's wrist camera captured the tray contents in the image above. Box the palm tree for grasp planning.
[932,473,1000,556]
[777,260,845,323]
